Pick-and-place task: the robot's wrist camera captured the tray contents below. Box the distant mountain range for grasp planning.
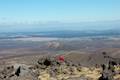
[0,29,120,39]
[0,20,120,38]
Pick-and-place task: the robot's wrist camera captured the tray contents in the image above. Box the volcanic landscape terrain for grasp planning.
[0,32,120,80]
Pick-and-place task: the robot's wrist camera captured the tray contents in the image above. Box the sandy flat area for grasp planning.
[12,37,59,42]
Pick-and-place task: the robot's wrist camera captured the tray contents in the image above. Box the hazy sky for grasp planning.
[0,0,120,32]
[0,0,119,23]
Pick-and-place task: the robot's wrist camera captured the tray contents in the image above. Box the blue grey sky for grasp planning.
[0,0,120,32]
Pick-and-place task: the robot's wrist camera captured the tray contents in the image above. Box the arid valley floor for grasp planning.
[0,36,120,80]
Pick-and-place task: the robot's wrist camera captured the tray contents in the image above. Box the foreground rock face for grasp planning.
[0,56,120,80]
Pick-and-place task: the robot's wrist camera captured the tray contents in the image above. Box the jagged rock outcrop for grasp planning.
[0,55,120,80]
